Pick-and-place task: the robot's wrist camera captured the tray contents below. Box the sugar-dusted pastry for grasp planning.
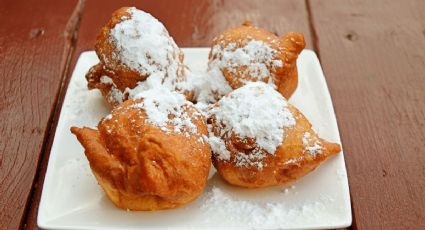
[86,7,194,107]
[198,21,305,103]
[207,82,340,188]
[71,88,211,210]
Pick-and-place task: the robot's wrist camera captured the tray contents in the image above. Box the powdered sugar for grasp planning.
[64,76,109,125]
[208,82,296,168]
[109,7,180,77]
[272,59,283,68]
[303,132,323,155]
[98,75,125,104]
[234,151,265,168]
[195,40,281,104]
[208,135,230,160]
[130,87,200,135]
[284,157,304,165]
[108,86,124,104]
[104,114,112,120]
[100,76,113,84]
[107,7,189,97]
[200,186,336,228]
[193,69,233,104]
[212,41,276,82]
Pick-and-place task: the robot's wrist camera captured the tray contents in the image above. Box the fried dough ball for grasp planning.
[71,88,210,210]
[86,7,193,107]
[207,82,340,188]
[207,21,305,100]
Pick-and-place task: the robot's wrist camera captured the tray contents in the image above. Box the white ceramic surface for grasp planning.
[38,48,351,230]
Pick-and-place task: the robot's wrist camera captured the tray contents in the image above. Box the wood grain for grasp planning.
[308,0,425,229]
[0,0,82,229]
[23,1,313,229]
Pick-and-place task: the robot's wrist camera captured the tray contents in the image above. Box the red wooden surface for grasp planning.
[309,0,425,228]
[0,0,423,229]
[0,0,82,229]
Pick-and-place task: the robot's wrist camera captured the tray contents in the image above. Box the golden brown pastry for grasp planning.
[206,21,305,101]
[71,88,211,210]
[207,82,340,188]
[86,7,193,107]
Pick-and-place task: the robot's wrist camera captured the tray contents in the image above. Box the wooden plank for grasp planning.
[0,0,83,229]
[308,0,425,228]
[24,0,313,229]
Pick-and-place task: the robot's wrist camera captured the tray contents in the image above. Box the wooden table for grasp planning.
[1,0,424,229]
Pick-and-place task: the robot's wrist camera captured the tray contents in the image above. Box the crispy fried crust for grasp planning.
[93,7,144,91]
[210,21,306,99]
[71,99,211,210]
[210,104,341,188]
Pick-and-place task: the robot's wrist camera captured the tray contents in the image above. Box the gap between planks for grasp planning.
[305,0,321,60]
[21,0,87,228]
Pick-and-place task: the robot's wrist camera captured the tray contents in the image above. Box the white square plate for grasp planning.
[38,48,351,229]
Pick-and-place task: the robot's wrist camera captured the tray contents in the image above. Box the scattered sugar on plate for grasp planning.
[337,169,347,181]
[200,186,335,228]
[64,79,109,126]
[207,82,296,168]
[282,184,297,194]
